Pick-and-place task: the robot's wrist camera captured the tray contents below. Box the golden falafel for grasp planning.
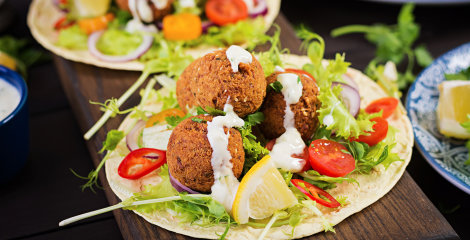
[176,48,266,117]
[166,115,245,192]
[259,71,321,141]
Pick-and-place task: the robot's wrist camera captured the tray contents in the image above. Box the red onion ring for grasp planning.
[332,82,361,117]
[202,20,215,33]
[249,0,268,18]
[126,120,146,152]
[169,171,201,194]
[88,30,154,62]
[342,74,359,90]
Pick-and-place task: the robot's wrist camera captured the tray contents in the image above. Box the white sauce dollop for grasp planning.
[269,73,306,172]
[137,0,154,22]
[151,0,169,10]
[323,101,340,127]
[179,0,195,8]
[274,65,285,72]
[0,79,20,121]
[207,104,245,212]
[226,45,252,73]
[142,124,173,150]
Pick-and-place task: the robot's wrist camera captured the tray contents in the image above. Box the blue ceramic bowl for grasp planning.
[0,66,29,183]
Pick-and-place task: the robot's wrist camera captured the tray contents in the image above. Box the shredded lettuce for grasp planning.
[300,170,357,190]
[96,29,143,56]
[355,126,403,174]
[298,28,375,139]
[196,17,269,50]
[256,26,288,76]
[56,25,88,50]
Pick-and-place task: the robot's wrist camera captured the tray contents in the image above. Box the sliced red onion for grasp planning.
[88,30,154,62]
[155,21,163,30]
[342,74,359,90]
[202,20,215,33]
[332,82,361,117]
[169,171,200,194]
[126,120,146,151]
[249,0,268,18]
[53,0,68,12]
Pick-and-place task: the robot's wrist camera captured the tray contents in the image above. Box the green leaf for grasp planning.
[414,45,433,67]
[165,113,192,127]
[269,81,283,92]
[256,26,288,77]
[445,66,470,80]
[100,130,125,153]
[192,117,206,123]
[460,115,470,132]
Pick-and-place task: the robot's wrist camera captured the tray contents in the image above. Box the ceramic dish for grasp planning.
[406,42,470,194]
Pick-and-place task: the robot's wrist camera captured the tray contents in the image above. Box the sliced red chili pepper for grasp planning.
[291,179,340,208]
[118,148,166,180]
[54,16,75,30]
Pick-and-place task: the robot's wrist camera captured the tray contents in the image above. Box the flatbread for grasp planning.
[27,0,281,71]
[104,54,414,239]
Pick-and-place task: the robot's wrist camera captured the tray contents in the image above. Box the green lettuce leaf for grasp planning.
[256,26,288,76]
[445,66,470,80]
[56,25,88,50]
[300,170,357,190]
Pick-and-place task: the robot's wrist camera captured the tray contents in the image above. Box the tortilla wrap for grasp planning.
[104,54,413,239]
[27,0,281,71]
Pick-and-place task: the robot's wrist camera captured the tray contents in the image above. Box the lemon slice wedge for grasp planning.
[232,156,298,224]
[0,51,17,71]
[437,80,470,139]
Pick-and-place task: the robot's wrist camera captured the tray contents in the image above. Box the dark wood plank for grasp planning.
[0,109,119,239]
[53,13,458,240]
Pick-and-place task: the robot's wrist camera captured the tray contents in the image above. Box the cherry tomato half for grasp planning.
[291,179,340,208]
[365,97,399,119]
[308,139,355,177]
[352,117,388,146]
[205,0,248,26]
[118,148,166,179]
[284,68,316,82]
[266,139,311,172]
[145,108,186,127]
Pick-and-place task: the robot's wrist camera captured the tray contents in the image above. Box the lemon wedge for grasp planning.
[72,0,111,18]
[232,156,297,224]
[0,51,17,70]
[437,80,470,139]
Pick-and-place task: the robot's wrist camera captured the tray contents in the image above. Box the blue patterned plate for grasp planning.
[406,42,470,194]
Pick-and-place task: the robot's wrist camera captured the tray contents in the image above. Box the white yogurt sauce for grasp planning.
[179,0,195,8]
[274,65,285,72]
[226,45,252,73]
[323,101,340,127]
[142,124,173,150]
[0,79,20,122]
[207,104,245,212]
[269,73,306,172]
[137,0,154,22]
[242,0,254,12]
[151,0,169,9]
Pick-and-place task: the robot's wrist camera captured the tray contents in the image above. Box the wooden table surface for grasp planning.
[1,1,470,240]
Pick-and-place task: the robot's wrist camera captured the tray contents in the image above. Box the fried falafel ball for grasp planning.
[166,115,245,193]
[259,72,321,141]
[176,57,201,112]
[176,48,266,117]
[116,0,174,21]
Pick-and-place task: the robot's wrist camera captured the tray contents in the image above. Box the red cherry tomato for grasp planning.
[118,148,166,179]
[365,97,399,119]
[284,68,316,82]
[352,117,389,146]
[205,0,248,26]
[266,139,310,172]
[291,179,340,208]
[308,139,355,177]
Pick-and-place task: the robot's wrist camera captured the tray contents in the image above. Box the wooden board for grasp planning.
[53,14,459,240]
